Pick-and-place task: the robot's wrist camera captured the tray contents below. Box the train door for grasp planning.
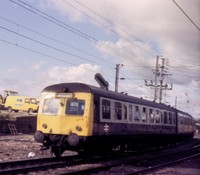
[92,95,101,135]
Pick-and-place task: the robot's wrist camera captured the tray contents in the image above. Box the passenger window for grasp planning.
[134,106,140,122]
[155,110,160,123]
[102,99,111,119]
[129,104,133,122]
[160,112,163,123]
[114,101,122,120]
[149,109,154,123]
[164,111,168,124]
[169,112,172,124]
[66,99,85,115]
[141,107,147,122]
[123,104,128,120]
[173,113,176,124]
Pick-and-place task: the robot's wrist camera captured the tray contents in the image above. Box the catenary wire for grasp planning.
[0,37,114,83]
[172,0,200,32]
[2,0,198,100]
[9,0,154,72]
[62,0,156,57]
[0,16,114,66]
[73,0,161,54]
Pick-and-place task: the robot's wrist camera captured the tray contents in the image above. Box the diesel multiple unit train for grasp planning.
[34,83,195,156]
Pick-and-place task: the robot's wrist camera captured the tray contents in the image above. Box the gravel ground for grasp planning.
[0,134,200,175]
[148,133,200,175]
[0,134,76,162]
[149,156,200,175]
[0,134,48,161]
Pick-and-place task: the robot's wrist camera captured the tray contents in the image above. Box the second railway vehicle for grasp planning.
[34,83,195,156]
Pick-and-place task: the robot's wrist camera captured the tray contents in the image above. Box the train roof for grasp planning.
[176,109,193,118]
[43,82,176,112]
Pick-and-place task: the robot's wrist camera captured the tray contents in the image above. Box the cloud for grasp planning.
[47,63,101,84]
[6,68,19,74]
[42,0,86,22]
[44,0,199,82]
[2,0,199,117]
[1,63,101,97]
[31,61,45,71]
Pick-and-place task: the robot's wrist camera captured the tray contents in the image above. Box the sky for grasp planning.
[0,0,199,118]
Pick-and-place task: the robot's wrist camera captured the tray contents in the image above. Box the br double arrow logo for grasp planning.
[104,123,109,133]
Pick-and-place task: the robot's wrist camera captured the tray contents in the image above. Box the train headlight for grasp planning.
[76,126,82,132]
[42,123,47,129]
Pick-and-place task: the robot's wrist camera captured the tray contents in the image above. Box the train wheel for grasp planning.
[51,146,64,157]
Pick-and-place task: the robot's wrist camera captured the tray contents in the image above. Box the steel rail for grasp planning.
[60,144,200,175]
[0,155,79,174]
[127,153,200,175]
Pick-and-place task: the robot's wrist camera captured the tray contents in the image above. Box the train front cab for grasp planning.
[34,91,94,156]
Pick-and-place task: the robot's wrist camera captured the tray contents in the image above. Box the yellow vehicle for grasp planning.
[0,90,18,106]
[4,96,39,113]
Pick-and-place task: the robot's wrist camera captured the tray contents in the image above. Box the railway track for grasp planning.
[0,143,199,174]
[0,155,79,174]
[60,144,200,175]
[0,152,133,174]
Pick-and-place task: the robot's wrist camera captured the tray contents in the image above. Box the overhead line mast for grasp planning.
[145,55,173,103]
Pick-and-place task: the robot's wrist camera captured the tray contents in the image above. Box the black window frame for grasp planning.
[102,99,111,119]
[164,111,168,124]
[66,99,85,116]
[114,101,122,120]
